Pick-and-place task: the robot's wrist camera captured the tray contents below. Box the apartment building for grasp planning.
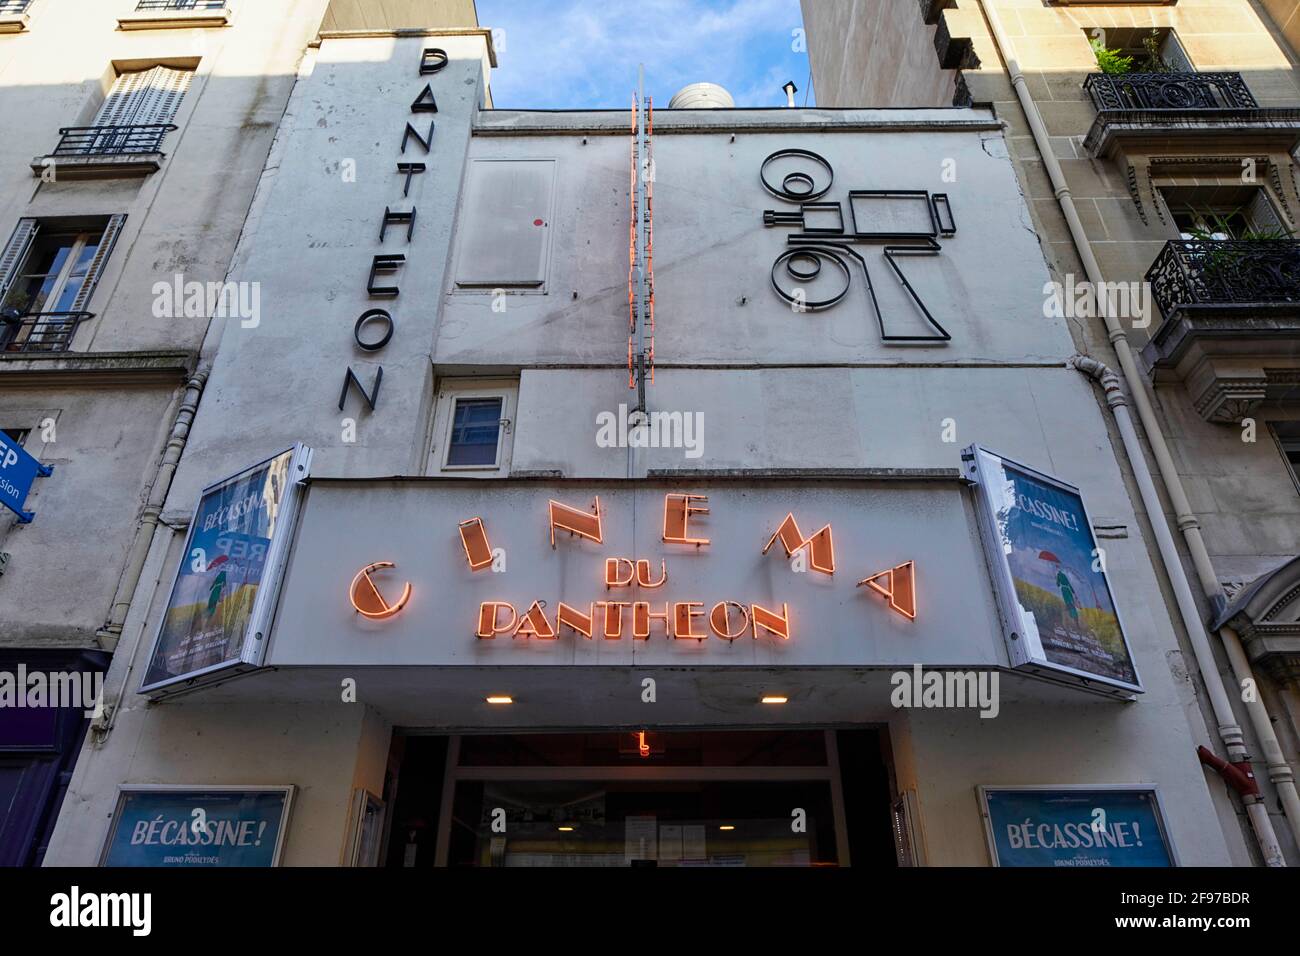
[805,0,1300,865]
[0,0,478,867]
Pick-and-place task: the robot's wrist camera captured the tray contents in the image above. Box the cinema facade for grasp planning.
[42,28,1250,868]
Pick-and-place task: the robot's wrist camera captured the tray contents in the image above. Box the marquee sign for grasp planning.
[265,477,1131,688]
[346,491,917,643]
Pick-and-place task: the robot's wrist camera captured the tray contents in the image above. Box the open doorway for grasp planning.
[384,728,896,867]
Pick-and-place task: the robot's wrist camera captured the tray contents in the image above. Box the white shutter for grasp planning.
[0,218,39,306]
[68,215,126,313]
[1247,190,1286,235]
[94,66,194,127]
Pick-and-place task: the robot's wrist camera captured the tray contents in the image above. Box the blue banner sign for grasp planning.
[982,787,1174,867]
[101,788,293,867]
[0,432,52,523]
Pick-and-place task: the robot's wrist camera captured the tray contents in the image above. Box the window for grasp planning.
[0,216,125,352]
[1160,186,1288,241]
[1275,423,1300,494]
[135,1,226,9]
[428,379,517,476]
[453,159,556,291]
[0,1,34,15]
[1086,27,1193,73]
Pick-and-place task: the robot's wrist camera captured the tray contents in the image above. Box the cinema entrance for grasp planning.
[383,728,897,867]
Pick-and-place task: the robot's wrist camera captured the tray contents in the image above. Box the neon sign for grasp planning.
[349,561,412,620]
[762,512,835,575]
[349,492,917,637]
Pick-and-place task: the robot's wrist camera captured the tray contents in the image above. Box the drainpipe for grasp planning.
[95,370,206,650]
[1074,357,1284,867]
[971,0,1300,860]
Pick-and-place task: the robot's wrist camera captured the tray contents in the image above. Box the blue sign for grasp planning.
[101,788,292,867]
[982,787,1174,867]
[0,432,52,523]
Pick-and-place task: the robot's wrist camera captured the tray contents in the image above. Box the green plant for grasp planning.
[1091,37,1134,75]
[1137,30,1174,73]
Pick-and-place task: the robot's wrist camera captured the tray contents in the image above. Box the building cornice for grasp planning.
[0,350,195,388]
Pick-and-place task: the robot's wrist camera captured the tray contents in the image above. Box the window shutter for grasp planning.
[1160,33,1194,73]
[1247,190,1285,235]
[0,218,39,306]
[94,66,194,127]
[68,214,126,313]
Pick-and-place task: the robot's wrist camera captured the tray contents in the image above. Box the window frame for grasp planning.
[2,231,99,315]
[1157,185,1288,241]
[428,379,518,477]
[1271,422,1300,497]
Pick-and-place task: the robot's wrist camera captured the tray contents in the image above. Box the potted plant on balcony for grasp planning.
[1090,38,1134,75]
[1182,208,1297,302]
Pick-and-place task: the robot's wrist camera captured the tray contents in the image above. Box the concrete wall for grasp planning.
[0,0,333,649]
[801,0,958,107]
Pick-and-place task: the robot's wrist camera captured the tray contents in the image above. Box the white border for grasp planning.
[977,784,1178,867]
[99,784,296,868]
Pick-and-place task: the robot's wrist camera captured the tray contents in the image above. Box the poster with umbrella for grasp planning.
[967,445,1139,691]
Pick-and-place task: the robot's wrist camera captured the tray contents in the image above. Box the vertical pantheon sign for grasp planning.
[338,47,449,416]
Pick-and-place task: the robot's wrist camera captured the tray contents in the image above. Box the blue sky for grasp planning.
[475,0,812,109]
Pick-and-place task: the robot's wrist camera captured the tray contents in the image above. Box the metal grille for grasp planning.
[1084,71,1257,111]
[135,0,226,10]
[0,312,93,353]
[1146,240,1300,322]
[48,124,175,157]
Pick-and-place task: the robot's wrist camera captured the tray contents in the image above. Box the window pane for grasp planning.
[446,397,503,466]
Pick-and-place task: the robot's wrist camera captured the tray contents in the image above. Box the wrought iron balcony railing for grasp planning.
[0,312,93,354]
[135,0,226,10]
[0,0,33,14]
[1146,240,1300,323]
[1084,71,1258,111]
[47,124,176,157]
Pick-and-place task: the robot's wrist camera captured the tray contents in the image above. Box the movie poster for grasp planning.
[975,448,1138,688]
[141,448,298,691]
[981,788,1174,867]
[101,788,293,867]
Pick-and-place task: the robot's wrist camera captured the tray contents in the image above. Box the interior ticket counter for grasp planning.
[384,728,897,868]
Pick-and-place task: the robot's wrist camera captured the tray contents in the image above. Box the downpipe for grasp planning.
[1073,356,1285,867]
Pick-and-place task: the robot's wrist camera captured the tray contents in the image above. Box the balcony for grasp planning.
[1082,72,1300,158]
[119,0,231,31]
[0,312,93,354]
[1141,239,1300,423]
[0,0,32,33]
[30,124,176,180]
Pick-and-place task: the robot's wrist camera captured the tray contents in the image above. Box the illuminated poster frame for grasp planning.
[139,444,313,697]
[978,785,1177,867]
[964,444,1142,696]
[99,785,295,867]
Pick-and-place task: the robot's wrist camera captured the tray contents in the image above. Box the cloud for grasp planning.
[479,0,809,109]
